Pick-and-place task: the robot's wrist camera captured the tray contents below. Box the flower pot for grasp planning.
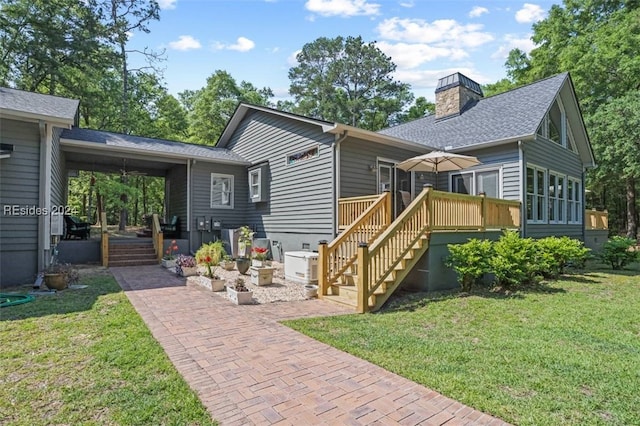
[179,266,198,277]
[252,259,264,268]
[304,284,318,299]
[250,266,274,286]
[221,261,235,271]
[162,259,177,269]
[44,273,67,290]
[236,258,250,274]
[187,275,225,292]
[226,286,253,305]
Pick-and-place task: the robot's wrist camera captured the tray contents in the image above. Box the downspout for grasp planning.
[333,131,349,237]
[38,121,53,270]
[518,140,526,238]
[187,159,192,253]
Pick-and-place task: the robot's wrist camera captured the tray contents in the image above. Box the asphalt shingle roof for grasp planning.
[61,127,249,164]
[0,87,79,123]
[379,73,568,150]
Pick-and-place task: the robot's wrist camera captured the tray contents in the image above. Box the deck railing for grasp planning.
[100,212,108,267]
[357,186,521,312]
[585,209,608,230]
[338,194,384,231]
[319,192,391,297]
[152,214,163,262]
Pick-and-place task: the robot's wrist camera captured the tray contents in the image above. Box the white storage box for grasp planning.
[284,251,318,284]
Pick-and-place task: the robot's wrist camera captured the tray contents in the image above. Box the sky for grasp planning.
[128,0,556,103]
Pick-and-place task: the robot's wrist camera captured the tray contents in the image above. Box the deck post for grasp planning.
[383,190,392,224]
[357,242,370,314]
[423,184,433,228]
[480,192,487,231]
[100,211,108,267]
[318,240,328,298]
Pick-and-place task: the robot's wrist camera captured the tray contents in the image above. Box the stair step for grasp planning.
[109,259,159,267]
[109,253,157,261]
[323,294,358,308]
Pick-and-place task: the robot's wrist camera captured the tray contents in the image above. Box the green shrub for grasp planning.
[489,231,537,288]
[535,236,591,278]
[599,236,638,270]
[446,239,493,292]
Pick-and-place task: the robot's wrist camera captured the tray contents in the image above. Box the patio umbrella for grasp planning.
[397,151,480,189]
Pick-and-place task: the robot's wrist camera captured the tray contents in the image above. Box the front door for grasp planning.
[378,161,411,218]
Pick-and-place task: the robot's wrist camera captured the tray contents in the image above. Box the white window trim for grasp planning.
[210,173,234,209]
[537,97,569,149]
[449,166,503,198]
[249,168,261,201]
[526,164,547,224]
[285,145,319,166]
[567,176,582,225]
[548,170,567,224]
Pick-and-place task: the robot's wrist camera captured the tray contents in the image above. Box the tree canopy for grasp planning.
[288,35,413,131]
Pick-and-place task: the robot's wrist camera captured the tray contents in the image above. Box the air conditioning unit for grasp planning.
[284,251,318,284]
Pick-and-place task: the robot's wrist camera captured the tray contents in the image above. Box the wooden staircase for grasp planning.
[108,239,159,267]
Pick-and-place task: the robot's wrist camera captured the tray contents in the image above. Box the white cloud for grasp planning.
[469,6,489,18]
[399,1,414,7]
[377,41,467,69]
[515,3,545,23]
[287,50,302,66]
[491,34,535,59]
[168,35,201,51]
[305,0,381,17]
[393,67,490,99]
[214,37,256,52]
[377,18,494,48]
[157,0,177,10]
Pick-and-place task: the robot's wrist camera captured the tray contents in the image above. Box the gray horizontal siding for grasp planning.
[526,224,583,239]
[526,136,583,178]
[340,137,426,198]
[167,164,187,237]
[225,111,334,240]
[0,119,40,286]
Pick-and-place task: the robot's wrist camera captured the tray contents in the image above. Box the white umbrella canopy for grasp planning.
[397,151,480,173]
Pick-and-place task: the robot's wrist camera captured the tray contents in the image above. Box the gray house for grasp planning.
[0,72,603,291]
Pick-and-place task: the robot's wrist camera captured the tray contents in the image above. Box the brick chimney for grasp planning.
[435,72,483,120]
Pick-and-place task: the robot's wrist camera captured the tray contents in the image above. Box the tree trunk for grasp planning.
[119,174,128,232]
[626,177,637,239]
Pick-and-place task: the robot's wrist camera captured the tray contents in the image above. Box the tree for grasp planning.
[398,97,435,123]
[288,36,413,130]
[587,91,640,238]
[187,70,272,145]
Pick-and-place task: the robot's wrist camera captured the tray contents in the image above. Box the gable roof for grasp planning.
[380,73,569,151]
[217,103,436,152]
[0,87,79,126]
[61,128,249,165]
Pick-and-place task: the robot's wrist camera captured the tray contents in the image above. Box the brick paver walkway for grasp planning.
[111,266,509,426]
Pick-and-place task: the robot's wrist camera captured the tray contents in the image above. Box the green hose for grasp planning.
[0,293,35,308]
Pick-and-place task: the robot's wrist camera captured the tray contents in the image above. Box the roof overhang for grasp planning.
[60,137,251,166]
[331,123,437,152]
[0,108,74,128]
[447,134,535,153]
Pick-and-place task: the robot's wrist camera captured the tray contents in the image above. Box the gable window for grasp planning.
[211,173,233,209]
[526,165,546,223]
[451,169,500,198]
[537,98,567,148]
[249,169,261,201]
[548,172,566,223]
[567,178,582,224]
[287,146,318,165]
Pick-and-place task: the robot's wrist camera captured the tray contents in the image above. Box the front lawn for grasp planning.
[284,264,640,426]
[0,272,215,426]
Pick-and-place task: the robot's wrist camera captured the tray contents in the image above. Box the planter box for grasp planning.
[187,275,226,292]
[226,286,253,305]
[162,259,177,269]
[250,266,274,286]
[178,266,198,277]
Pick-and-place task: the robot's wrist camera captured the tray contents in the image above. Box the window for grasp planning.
[210,173,233,208]
[568,178,582,224]
[451,169,499,198]
[287,146,318,165]
[548,172,566,223]
[536,98,568,148]
[249,169,261,200]
[526,165,546,223]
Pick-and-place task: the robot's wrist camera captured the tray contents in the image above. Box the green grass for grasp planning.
[284,264,640,426]
[0,272,215,426]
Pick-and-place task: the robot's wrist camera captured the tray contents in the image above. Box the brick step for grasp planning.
[109,259,159,267]
[109,248,156,255]
[109,253,158,261]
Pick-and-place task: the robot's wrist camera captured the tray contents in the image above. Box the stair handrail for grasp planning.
[318,192,391,297]
[362,186,433,307]
[152,214,163,262]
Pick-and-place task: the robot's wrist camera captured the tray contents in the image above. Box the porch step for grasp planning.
[322,294,358,308]
[108,240,158,267]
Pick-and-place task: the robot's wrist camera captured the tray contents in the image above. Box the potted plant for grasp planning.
[43,263,79,290]
[251,246,268,267]
[195,241,226,291]
[175,254,198,277]
[226,277,253,305]
[220,254,235,271]
[162,240,179,268]
[236,226,253,274]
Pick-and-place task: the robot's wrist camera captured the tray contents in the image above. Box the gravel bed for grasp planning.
[185,261,314,304]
